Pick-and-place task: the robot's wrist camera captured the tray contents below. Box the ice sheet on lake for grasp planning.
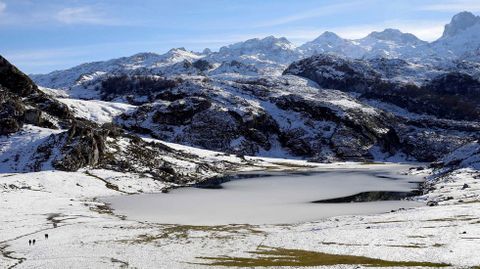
[105,165,423,225]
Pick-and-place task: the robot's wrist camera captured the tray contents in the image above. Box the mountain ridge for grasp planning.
[31,11,480,90]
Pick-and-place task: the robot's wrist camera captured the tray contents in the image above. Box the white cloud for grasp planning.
[254,1,366,28]
[419,0,480,12]
[0,1,6,13]
[55,6,119,25]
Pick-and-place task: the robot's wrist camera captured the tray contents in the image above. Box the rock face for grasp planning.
[0,88,25,135]
[112,74,401,161]
[0,56,40,97]
[441,11,480,39]
[284,53,480,161]
[0,55,112,171]
[284,54,480,121]
[99,75,179,102]
[52,120,110,171]
[283,54,380,93]
[0,56,73,135]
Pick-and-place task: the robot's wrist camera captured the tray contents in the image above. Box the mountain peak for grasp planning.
[442,11,480,38]
[314,31,342,42]
[256,35,293,47]
[219,35,295,53]
[168,47,188,53]
[369,28,403,37]
[365,28,422,44]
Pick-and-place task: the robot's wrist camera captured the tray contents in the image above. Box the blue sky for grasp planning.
[1,0,479,74]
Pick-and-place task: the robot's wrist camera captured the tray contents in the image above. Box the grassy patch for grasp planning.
[378,244,426,249]
[269,162,317,169]
[426,217,477,222]
[460,200,480,204]
[407,235,430,238]
[368,220,406,224]
[123,224,265,244]
[197,246,450,267]
[84,170,127,194]
[89,203,114,215]
[160,224,264,239]
[321,241,368,247]
[361,161,386,165]
[110,257,129,268]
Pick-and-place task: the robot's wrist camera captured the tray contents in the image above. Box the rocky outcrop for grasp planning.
[0,56,38,97]
[283,54,381,93]
[113,74,402,161]
[100,75,180,103]
[0,55,73,134]
[284,54,480,121]
[151,97,212,125]
[0,87,25,135]
[192,59,214,72]
[283,54,480,161]
[52,120,111,171]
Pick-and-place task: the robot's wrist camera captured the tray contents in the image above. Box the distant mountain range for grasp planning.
[32,11,480,90]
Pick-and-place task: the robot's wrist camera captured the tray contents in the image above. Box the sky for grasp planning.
[1,0,479,74]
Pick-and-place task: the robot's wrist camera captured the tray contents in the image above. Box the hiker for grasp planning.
[32,239,36,245]
[28,240,31,246]
[45,234,48,239]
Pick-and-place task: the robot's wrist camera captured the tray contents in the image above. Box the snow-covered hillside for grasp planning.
[31,49,204,90]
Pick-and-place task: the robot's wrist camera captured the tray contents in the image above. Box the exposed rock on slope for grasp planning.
[284,54,480,121]
[111,74,400,161]
[51,120,110,171]
[0,88,25,134]
[0,56,73,135]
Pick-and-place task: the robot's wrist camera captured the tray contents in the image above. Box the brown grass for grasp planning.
[197,246,451,267]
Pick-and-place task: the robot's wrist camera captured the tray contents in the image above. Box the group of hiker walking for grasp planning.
[28,234,48,246]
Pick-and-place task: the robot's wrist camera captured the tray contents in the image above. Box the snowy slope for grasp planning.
[299,31,366,58]
[30,49,203,90]
[206,36,301,75]
[299,29,432,60]
[354,29,431,59]
[58,98,136,124]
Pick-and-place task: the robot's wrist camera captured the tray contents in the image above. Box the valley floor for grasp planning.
[1,158,479,269]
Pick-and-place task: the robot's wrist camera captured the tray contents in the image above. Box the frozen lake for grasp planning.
[104,164,424,225]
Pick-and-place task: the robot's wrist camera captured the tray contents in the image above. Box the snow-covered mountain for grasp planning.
[433,11,480,58]
[207,36,300,71]
[31,48,203,90]
[299,31,366,58]
[299,29,431,60]
[355,29,431,59]
[31,12,480,91]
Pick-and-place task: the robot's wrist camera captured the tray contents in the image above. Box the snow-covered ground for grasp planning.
[1,157,479,268]
[58,98,136,124]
